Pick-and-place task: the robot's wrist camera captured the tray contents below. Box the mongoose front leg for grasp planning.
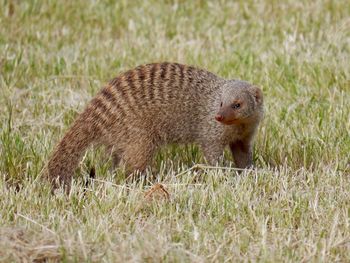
[229,140,253,169]
[201,143,224,166]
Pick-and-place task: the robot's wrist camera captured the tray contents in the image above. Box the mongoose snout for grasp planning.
[215,114,224,122]
[46,62,264,190]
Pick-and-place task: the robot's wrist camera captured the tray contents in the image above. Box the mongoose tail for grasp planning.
[47,110,99,190]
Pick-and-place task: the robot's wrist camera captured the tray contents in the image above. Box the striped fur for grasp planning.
[46,62,264,189]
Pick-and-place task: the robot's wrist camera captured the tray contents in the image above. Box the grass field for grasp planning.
[0,0,349,262]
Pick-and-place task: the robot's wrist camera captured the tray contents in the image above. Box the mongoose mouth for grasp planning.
[220,119,241,125]
[215,115,241,125]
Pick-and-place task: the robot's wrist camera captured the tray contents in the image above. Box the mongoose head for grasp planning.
[215,80,263,125]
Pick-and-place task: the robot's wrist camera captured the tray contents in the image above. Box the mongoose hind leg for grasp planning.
[111,151,122,170]
[122,140,157,182]
[229,140,253,169]
[104,144,123,171]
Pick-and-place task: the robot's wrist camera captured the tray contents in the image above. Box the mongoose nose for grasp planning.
[215,114,224,122]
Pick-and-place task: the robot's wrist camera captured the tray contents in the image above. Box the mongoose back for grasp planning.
[47,62,263,189]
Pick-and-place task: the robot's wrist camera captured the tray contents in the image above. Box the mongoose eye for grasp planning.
[231,103,241,109]
[220,102,223,107]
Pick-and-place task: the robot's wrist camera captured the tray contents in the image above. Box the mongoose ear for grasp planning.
[251,86,263,104]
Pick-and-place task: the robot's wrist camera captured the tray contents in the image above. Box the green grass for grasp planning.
[0,0,349,262]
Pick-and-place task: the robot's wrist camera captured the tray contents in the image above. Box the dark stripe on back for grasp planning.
[146,64,156,101]
[100,88,126,118]
[135,66,146,100]
[113,75,129,102]
[89,98,113,130]
[119,71,140,116]
[109,77,119,86]
[101,88,116,105]
[126,71,135,90]
[92,97,109,116]
[168,63,176,87]
[138,66,145,83]
[159,63,170,100]
[187,66,195,84]
[177,63,185,89]
[114,102,126,118]
[110,74,138,116]
[160,62,168,79]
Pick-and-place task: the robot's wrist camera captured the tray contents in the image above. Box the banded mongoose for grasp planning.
[47,62,264,189]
